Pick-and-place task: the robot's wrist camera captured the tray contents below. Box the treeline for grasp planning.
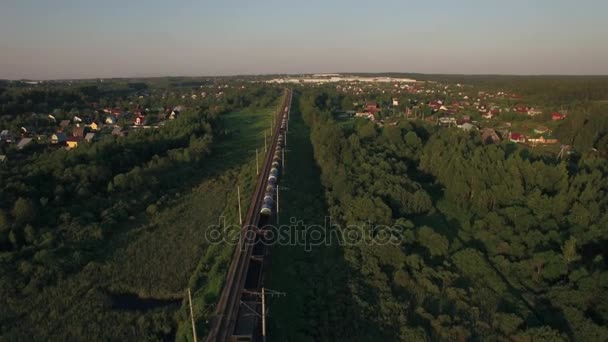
[297,89,608,341]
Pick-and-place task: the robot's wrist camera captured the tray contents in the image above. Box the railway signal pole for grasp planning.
[261,287,266,341]
[237,186,242,225]
[188,288,198,342]
[276,185,279,224]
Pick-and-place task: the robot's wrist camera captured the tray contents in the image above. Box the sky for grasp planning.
[1,0,607,79]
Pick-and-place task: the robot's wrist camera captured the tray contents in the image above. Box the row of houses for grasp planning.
[509,132,558,145]
[1,104,185,152]
[1,117,131,152]
[432,116,560,147]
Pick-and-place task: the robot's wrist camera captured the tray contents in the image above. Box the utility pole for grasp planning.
[188,288,198,342]
[256,148,259,175]
[237,186,242,226]
[264,131,267,153]
[241,288,285,342]
[262,287,266,342]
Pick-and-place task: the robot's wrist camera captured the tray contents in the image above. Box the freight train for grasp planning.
[260,110,288,217]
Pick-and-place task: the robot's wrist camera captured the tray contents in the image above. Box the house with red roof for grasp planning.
[365,101,378,114]
[510,132,526,143]
[552,112,566,121]
[134,114,147,126]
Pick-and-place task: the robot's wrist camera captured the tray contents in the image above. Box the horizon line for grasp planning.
[2,71,608,82]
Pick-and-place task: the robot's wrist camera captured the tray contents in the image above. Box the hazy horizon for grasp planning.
[2,0,608,80]
[5,71,608,82]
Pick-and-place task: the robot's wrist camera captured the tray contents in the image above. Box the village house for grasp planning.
[439,117,456,126]
[89,122,101,131]
[509,132,526,143]
[365,101,379,114]
[72,126,85,138]
[483,110,496,119]
[481,128,501,144]
[134,114,147,126]
[112,126,126,137]
[84,133,96,143]
[429,100,442,111]
[17,137,33,150]
[527,108,543,116]
[355,112,376,120]
[1,130,13,142]
[66,136,81,149]
[528,135,559,145]
[51,132,67,144]
[105,116,117,125]
[169,106,182,120]
[552,112,566,120]
[458,122,478,131]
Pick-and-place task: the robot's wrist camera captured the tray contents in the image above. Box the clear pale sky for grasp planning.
[1,0,607,79]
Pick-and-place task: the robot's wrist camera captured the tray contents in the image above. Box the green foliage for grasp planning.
[417,226,449,257]
[12,197,36,226]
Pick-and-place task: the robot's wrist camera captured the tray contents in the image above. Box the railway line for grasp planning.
[206,88,292,342]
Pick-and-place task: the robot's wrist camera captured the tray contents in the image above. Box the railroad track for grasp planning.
[206,88,292,342]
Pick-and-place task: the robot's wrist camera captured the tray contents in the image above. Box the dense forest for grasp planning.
[281,89,608,341]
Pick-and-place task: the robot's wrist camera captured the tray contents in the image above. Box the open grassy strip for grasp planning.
[264,95,354,341]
